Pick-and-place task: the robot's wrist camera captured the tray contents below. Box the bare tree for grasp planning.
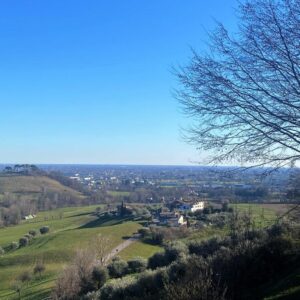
[176,0,300,169]
[52,264,81,300]
[92,234,112,266]
[33,261,46,279]
[52,248,96,299]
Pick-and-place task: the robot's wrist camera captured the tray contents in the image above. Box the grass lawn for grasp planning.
[0,205,148,299]
[119,240,163,261]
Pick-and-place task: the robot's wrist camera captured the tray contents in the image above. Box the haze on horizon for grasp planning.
[0,0,237,165]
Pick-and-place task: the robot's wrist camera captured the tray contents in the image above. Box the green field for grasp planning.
[120,240,162,261]
[231,203,291,227]
[0,205,153,299]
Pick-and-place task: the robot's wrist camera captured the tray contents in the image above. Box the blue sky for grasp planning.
[0,0,237,165]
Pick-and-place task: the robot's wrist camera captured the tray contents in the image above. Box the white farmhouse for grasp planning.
[191,201,205,212]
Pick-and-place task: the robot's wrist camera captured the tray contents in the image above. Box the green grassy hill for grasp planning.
[0,175,84,201]
[0,205,159,300]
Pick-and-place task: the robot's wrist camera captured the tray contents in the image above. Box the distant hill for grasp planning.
[0,174,84,201]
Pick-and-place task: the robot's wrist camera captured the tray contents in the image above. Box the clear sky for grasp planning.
[0,0,237,165]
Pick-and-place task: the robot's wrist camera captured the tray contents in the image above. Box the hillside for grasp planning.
[0,205,158,299]
[0,175,84,201]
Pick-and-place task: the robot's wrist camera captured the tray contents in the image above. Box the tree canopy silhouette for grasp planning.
[176,0,300,168]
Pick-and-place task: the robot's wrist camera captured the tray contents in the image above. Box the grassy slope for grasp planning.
[0,205,146,300]
[0,202,297,299]
[120,241,162,261]
[0,175,83,201]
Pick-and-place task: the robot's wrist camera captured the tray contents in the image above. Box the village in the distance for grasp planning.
[0,164,297,229]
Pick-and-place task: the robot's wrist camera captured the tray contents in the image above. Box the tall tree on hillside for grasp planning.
[176,0,300,169]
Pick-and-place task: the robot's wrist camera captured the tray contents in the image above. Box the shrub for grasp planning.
[34,261,46,278]
[127,257,147,273]
[138,228,150,238]
[82,291,101,300]
[165,241,188,262]
[149,227,165,245]
[188,237,230,257]
[107,258,128,278]
[10,242,19,250]
[164,263,225,300]
[140,268,169,291]
[267,223,289,238]
[100,277,136,300]
[92,266,108,289]
[40,226,50,234]
[24,234,33,241]
[18,270,32,283]
[29,229,37,237]
[19,236,29,247]
[148,252,169,269]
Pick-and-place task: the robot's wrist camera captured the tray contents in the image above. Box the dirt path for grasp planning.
[104,233,141,264]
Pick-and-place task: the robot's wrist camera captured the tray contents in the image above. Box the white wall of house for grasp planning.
[191,201,205,212]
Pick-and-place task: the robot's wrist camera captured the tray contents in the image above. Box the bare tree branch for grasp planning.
[175,0,300,168]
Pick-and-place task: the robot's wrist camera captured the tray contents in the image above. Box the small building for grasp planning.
[158,211,187,227]
[191,201,205,212]
[167,215,187,227]
[23,214,36,220]
[175,200,205,213]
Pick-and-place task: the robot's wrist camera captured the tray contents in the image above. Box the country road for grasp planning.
[104,233,141,264]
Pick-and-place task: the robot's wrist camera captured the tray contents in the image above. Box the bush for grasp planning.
[267,223,290,238]
[34,261,46,278]
[136,268,169,296]
[24,234,33,241]
[92,266,108,289]
[29,229,37,237]
[138,228,150,238]
[100,277,136,300]
[165,241,188,262]
[150,227,165,245]
[188,237,230,257]
[18,270,32,283]
[148,252,169,269]
[0,246,4,255]
[107,258,128,278]
[10,242,19,250]
[40,226,50,234]
[127,257,147,273]
[19,237,29,247]
[100,268,169,300]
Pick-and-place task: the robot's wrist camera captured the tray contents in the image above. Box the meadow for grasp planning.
[0,205,159,300]
[232,203,291,227]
